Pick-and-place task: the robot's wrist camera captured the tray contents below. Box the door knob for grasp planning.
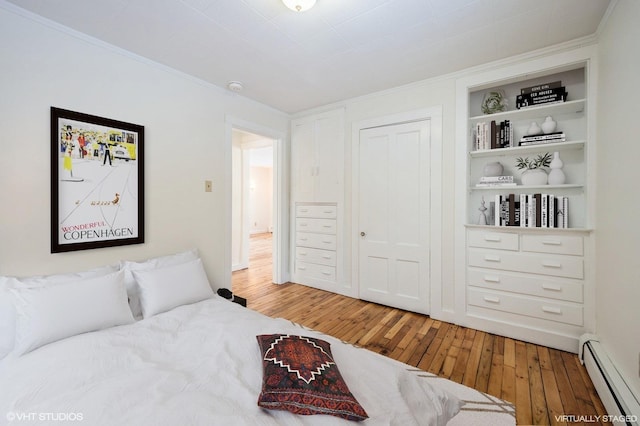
[360,231,366,237]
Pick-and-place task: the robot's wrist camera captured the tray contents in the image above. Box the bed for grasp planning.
[0,250,515,425]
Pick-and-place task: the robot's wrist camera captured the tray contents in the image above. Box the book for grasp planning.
[490,120,497,149]
[520,132,565,142]
[519,194,527,228]
[534,193,542,227]
[500,198,510,226]
[488,201,495,226]
[494,194,502,226]
[516,87,568,109]
[475,182,517,187]
[541,194,548,227]
[549,195,556,228]
[507,120,514,147]
[479,176,514,183]
[560,196,569,228]
[506,194,521,226]
[521,81,562,95]
[527,194,536,228]
[519,138,566,147]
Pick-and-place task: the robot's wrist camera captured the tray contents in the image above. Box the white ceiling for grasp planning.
[6,0,611,113]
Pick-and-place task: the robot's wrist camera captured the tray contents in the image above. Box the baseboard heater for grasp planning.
[580,335,640,425]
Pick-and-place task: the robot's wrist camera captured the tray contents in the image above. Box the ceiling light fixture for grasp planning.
[227,81,243,92]
[282,0,316,12]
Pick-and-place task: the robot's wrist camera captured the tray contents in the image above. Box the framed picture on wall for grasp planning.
[50,107,145,253]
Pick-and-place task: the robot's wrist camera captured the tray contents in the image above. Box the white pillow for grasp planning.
[120,249,199,319]
[11,270,134,356]
[0,264,119,360]
[133,257,214,318]
[0,277,18,359]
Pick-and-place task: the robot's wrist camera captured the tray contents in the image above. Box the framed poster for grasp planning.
[51,107,144,253]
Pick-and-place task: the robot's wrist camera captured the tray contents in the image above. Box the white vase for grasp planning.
[521,168,548,186]
[541,116,557,134]
[547,151,566,185]
[483,161,503,177]
[527,122,542,135]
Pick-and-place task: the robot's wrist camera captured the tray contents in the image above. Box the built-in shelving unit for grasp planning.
[454,47,597,353]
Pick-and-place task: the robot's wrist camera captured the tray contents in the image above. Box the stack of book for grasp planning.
[474,120,513,150]
[516,81,568,109]
[492,193,569,228]
[476,176,516,187]
[519,131,566,146]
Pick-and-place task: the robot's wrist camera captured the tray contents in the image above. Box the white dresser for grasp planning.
[465,228,589,351]
[293,203,339,291]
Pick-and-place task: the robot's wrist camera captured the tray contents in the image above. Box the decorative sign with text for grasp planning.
[51,107,144,252]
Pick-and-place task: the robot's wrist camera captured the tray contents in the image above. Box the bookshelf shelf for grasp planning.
[469,140,585,158]
[470,183,583,191]
[469,99,585,124]
[464,224,593,233]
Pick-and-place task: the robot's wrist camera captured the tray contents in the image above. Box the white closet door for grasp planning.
[358,120,431,314]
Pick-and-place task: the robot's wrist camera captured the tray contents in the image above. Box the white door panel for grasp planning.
[358,120,431,314]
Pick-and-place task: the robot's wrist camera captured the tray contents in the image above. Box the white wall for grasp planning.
[595,0,640,399]
[231,142,244,270]
[249,166,273,234]
[0,5,289,290]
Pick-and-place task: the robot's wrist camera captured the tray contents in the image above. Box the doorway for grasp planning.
[227,116,287,292]
[232,130,275,276]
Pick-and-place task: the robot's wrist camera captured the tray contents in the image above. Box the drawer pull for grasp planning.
[542,261,562,269]
[321,271,332,276]
[484,235,502,242]
[322,240,333,244]
[542,240,562,246]
[322,225,333,228]
[542,284,562,292]
[300,208,309,213]
[321,255,332,259]
[298,266,307,271]
[483,275,501,283]
[484,255,501,262]
[299,222,308,226]
[483,296,500,304]
[542,306,562,315]
[299,237,308,241]
[299,251,307,256]
[323,209,334,213]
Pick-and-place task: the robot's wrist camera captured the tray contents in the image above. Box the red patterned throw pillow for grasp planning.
[256,334,368,421]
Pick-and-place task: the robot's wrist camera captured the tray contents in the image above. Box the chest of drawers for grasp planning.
[292,203,338,290]
[465,228,589,351]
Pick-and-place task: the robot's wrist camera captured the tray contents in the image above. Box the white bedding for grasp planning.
[0,296,462,425]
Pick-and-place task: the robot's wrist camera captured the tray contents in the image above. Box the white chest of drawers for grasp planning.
[465,228,591,352]
[292,203,339,291]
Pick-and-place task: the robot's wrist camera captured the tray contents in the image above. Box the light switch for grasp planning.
[205,180,213,192]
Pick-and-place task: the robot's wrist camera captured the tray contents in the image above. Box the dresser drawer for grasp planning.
[295,246,336,266]
[468,249,584,279]
[296,218,337,234]
[296,261,336,282]
[468,229,519,251]
[522,234,583,256]
[296,204,337,219]
[296,232,337,250]
[467,268,583,303]
[468,288,583,326]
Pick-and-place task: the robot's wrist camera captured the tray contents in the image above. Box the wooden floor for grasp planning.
[232,233,609,425]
